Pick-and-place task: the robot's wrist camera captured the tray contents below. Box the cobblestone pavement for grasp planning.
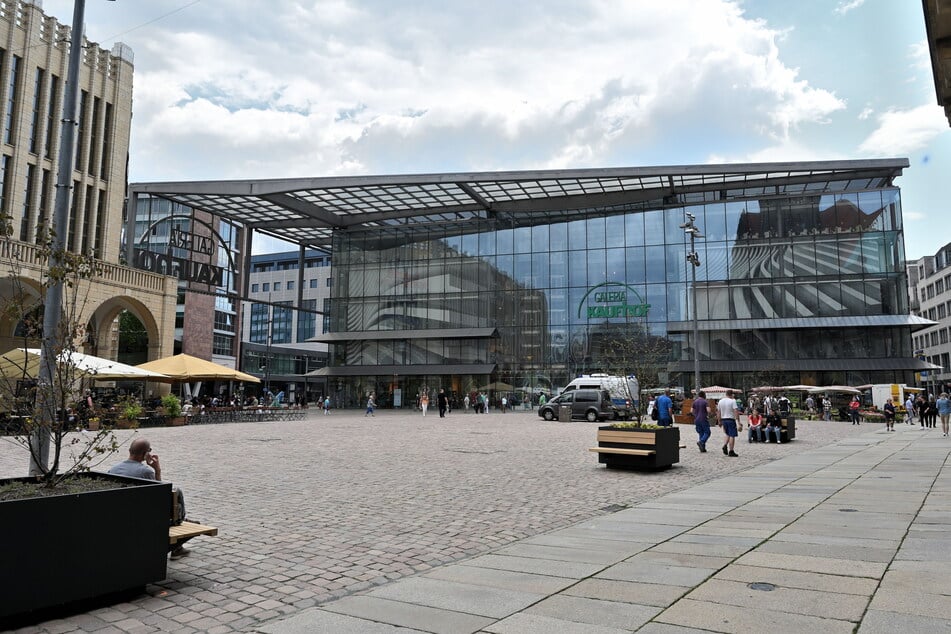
[0,409,872,633]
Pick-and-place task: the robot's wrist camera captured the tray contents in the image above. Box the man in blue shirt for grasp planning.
[655,388,674,427]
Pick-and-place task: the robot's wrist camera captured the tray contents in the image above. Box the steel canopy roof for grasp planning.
[130,159,908,249]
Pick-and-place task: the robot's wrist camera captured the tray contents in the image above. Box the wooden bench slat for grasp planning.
[596,431,658,443]
[169,521,218,545]
[588,447,656,456]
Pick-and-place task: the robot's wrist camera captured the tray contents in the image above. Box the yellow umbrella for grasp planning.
[136,353,260,383]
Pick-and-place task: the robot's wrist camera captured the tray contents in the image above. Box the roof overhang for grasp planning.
[307,363,496,377]
[667,315,936,333]
[671,357,940,373]
[129,159,909,250]
[923,0,951,126]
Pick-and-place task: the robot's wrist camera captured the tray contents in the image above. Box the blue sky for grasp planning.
[44,0,948,257]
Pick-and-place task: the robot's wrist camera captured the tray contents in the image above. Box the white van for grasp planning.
[561,374,639,419]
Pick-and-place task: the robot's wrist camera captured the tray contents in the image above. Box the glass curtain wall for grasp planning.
[328,187,909,405]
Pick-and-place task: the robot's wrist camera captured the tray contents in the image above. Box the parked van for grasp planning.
[561,374,639,419]
[538,389,616,422]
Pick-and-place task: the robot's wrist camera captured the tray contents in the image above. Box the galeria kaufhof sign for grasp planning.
[578,282,651,319]
[134,218,235,287]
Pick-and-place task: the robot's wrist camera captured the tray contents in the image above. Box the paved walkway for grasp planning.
[259,423,951,633]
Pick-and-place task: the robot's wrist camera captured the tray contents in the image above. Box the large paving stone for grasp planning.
[482,611,630,634]
[734,551,887,578]
[713,564,879,595]
[525,594,661,629]
[562,578,688,607]
[656,597,856,633]
[684,578,869,620]
[319,594,494,634]
[363,577,543,619]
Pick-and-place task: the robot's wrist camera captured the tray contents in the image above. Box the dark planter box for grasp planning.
[0,472,170,622]
[594,425,680,470]
[781,416,796,442]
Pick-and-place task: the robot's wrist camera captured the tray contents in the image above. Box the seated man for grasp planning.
[747,409,766,442]
[109,438,190,560]
[764,409,784,443]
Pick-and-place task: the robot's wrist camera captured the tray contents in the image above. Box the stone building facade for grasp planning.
[0,1,174,365]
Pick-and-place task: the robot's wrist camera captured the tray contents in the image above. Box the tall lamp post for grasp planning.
[680,213,704,398]
[32,0,114,474]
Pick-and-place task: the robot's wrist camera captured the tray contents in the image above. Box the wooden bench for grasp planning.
[169,521,218,550]
[589,426,680,470]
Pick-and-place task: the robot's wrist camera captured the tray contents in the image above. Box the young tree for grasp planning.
[0,216,118,486]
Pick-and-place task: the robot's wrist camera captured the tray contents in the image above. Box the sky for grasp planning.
[43,0,950,258]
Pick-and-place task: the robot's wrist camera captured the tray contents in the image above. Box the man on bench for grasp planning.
[109,438,191,560]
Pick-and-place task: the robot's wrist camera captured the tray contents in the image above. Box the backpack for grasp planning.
[650,405,659,421]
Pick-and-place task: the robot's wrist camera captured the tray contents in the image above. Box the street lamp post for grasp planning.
[30,0,98,474]
[680,213,704,398]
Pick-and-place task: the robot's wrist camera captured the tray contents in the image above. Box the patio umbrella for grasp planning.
[750,386,784,392]
[782,384,817,391]
[700,386,742,399]
[0,348,170,381]
[0,348,40,380]
[807,385,861,395]
[477,381,514,392]
[136,353,260,383]
[24,349,170,381]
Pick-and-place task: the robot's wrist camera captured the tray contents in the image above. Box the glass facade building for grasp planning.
[129,159,936,408]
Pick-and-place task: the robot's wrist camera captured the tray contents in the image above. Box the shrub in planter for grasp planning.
[160,394,185,426]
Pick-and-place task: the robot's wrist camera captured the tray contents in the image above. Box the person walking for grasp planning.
[365,392,375,417]
[717,389,740,457]
[883,398,896,431]
[917,395,927,427]
[905,395,916,425]
[692,390,710,452]
[323,396,331,415]
[655,388,674,427]
[420,392,429,416]
[822,397,832,421]
[927,395,939,429]
[437,389,448,418]
[937,392,951,437]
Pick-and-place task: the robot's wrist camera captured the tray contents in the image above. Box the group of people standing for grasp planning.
[905,393,951,436]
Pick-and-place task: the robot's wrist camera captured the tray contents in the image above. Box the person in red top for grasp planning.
[748,409,765,442]
[849,396,861,425]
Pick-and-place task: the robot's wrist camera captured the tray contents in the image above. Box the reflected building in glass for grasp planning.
[130,159,936,408]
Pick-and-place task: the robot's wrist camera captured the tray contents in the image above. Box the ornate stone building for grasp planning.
[0,1,174,364]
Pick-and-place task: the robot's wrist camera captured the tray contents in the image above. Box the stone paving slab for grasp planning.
[654,597,856,633]
[482,612,629,634]
[422,565,576,595]
[684,578,869,621]
[712,564,880,596]
[361,577,544,619]
[561,578,687,608]
[319,595,494,634]
[524,594,661,630]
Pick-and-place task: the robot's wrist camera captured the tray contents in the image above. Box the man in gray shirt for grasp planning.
[109,438,189,559]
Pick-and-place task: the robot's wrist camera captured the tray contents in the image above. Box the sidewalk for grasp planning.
[258,424,951,633]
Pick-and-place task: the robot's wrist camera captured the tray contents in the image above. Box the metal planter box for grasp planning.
[0,472,170,623]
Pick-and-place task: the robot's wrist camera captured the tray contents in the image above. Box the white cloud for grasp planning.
[909,40,932,74]
[858,107,873,120]
[835,0,866,15]
[857,105,948,156]
[903,211,927,222]
[93,0,850,180]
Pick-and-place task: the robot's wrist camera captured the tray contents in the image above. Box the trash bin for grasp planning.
[558,405,572,422]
